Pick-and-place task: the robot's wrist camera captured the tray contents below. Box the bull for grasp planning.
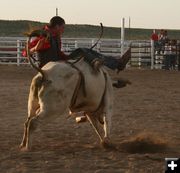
[20,54,114,151]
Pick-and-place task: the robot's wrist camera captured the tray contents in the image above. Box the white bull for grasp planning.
[20,59,113,151]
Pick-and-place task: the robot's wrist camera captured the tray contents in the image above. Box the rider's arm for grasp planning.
[29,37,50,53]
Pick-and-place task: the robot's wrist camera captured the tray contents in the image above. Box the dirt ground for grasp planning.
[0,65,179,173]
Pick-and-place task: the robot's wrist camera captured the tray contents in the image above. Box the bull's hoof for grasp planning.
[19,143,25,149]
[113,79,131,88]
[101,138,114,149]
[19,143,29,152]
[101,141,110,148]
[76,116,87,123]
[20,146,29,152]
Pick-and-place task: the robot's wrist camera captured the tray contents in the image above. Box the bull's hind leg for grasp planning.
[21,107,68,151]
[21,110,49,151]
[19,110,44,151]
[20,100,39,150]
[20,117,32,149]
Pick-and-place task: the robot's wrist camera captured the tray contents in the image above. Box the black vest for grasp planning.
[37,34,60,67]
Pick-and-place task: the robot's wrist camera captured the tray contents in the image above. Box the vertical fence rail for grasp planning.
[151,40,154,69]
[17,40,21,66]
[138,43,141,68]
[178,43,180,70]
[121,18,125,56]
[74,40,78,49]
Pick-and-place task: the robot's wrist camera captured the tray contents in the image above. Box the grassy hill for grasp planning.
[0,20,180,40]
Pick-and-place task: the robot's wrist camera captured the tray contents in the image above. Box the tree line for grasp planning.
[0,20,180,40]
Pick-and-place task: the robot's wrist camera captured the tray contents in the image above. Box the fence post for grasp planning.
[91,39,95,49]
[138,43,141,68]
[121,18,125,56]
[17,40,21,66]
[178,42,180,71]
[97,41,101,52]
[151,40,154,69]
[75,40,78,49]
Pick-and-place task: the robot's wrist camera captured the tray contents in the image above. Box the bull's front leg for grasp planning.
[20,115,38,151]
[101,74,113,148]
[19,117,31,150]
[20,101,39,151]
[20,111,45,151]
[20,108,63,151]
[102,113,112,148]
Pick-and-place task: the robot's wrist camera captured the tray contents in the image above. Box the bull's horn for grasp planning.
[26,38,46,80]
[90,23,103,50]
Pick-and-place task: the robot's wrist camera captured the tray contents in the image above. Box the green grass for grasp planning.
[0,20,180,40]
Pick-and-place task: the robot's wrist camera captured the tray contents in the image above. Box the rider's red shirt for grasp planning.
[22,25,68,60]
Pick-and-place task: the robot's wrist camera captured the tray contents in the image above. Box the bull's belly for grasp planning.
[73,68,106,112]
[71,83,105,113]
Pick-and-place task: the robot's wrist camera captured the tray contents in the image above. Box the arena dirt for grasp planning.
[0,65,179,173]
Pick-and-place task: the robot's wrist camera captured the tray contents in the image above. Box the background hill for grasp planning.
[0,20,180,40]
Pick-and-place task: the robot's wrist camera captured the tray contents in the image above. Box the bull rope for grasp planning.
[66,61,87,109]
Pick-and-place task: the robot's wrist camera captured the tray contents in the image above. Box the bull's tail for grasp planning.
[90,23,103,50]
